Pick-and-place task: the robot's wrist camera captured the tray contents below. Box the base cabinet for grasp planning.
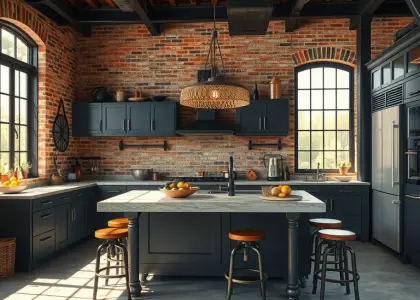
[404,196,420,267]
[55,203,72,251]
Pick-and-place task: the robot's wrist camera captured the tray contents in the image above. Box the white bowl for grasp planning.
[335,176,352,182]
[0,185,27,194]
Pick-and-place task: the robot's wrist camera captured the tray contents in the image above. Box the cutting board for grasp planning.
[260,194,303,201]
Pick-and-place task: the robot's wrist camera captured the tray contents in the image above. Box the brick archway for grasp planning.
[292,47,356,67]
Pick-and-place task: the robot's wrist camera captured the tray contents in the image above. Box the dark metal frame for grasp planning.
[0,21,38,177]
[294,61,355,173]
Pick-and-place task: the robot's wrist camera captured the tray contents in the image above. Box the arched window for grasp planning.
[0,22,37,176]
[294,62,354,173]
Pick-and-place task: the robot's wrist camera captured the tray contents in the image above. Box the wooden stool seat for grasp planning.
[309,218,342,229]
[95,228,128,240]
[229,230,265,242]
[108,218,129,228]
[318,229,356,241]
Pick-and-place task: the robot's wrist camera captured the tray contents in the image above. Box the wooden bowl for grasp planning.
[160,187,199,198]
[335,176,352,182]
[0,185,27,194]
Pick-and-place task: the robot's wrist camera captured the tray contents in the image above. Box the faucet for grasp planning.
[316,162,324,180]
[228,154,235,196]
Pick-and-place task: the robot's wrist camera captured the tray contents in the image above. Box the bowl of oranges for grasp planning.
[0,176,27,194]
[160,181,199,198]
[261,184,300,201]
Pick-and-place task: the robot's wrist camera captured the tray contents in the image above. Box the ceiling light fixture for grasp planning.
[180,5,250,109]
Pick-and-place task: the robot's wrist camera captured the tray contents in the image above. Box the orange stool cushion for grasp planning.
[229,230,265,242]
[95,228,128,240]
[108,218,129,228]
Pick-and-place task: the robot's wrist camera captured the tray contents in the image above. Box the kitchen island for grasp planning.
[98,190,326,300]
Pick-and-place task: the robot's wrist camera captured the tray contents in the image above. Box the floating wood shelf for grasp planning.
[119,139,169,151]
[248,138,281,150]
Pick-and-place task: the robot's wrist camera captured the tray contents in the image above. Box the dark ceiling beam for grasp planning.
[357,0,387,15]
[129,0,161,36]
[405,0,420,23]
[85,0,98,8]
[27,0,91,36]
[285,0,310,32]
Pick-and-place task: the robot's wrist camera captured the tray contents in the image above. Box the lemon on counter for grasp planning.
[2,181,10,187]
[10,176,17,182]
[10,181,19,187]
[281,185,291,195]
[271,187,281,196]
[177,181,185,189]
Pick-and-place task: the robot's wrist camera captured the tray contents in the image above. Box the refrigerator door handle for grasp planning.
[406,194,420,200]
[391,121,399,188]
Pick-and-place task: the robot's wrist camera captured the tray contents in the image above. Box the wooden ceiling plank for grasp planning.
[169,0,177,6]
[103,0,117,8]
[190,0,197,5]
[285,0,310,32]
[211,0,217,5]
[85,0,98,8]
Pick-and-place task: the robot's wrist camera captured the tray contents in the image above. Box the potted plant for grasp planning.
[20,162,32,179]
[337,161,351,175]
[0,163,8,183]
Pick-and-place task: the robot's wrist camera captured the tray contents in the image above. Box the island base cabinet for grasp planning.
[405,197,420,267]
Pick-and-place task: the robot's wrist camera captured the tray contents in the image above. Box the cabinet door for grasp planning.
[70,200,86,243]
[151,102,176,136]
[405,197,420,266]
[55,203,71,251]
[381,193,400,253]
[372,190,383,242]
[97,186,127,229]
[372,111,383,191]
[235,101,265,135]
[72,103,103,137]
[126,103,152,136]
[382,106,400,195]
[325,195,362,237]
[264,100,289,136]
[103,103,126,136]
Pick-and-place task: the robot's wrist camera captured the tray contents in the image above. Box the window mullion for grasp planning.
[10,65,15,169]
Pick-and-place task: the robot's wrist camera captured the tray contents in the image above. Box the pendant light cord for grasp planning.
[204,3,225,77]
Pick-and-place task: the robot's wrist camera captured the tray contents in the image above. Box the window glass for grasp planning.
[392,56,404,79]
[296,64,353,172]
[16,38,28,63]
[1,29,15,57]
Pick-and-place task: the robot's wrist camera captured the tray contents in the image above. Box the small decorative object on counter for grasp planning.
[73,158,82,181]
[160,180,199,198]
[0,163,9,183]
[269,77,281,99]
[252,83,260,100]
[246,169,258,180]
[1,175,26,194]
[260,185,302,201]
[20,161,32,179]
[0,238,16,278]
[337,161,351,175]
[335,176,352,182]
[128,88,145,102]
[116,89,125,102]
[284,166,291,181]
[153,172,159,181]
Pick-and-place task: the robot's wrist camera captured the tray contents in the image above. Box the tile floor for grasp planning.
[0,240,419,299]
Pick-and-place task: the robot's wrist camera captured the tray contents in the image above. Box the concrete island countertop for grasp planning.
[0,179,370,199]
[97,190,326,213]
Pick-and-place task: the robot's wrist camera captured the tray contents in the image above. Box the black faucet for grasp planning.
[228,154,235,196]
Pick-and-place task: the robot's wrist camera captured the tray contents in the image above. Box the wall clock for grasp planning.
[52,99,70,152]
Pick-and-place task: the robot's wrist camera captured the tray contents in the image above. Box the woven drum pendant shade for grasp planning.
[180,79,250,109]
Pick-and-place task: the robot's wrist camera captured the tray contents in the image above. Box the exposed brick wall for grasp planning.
[0,0,80,181]
[74,17,412,177]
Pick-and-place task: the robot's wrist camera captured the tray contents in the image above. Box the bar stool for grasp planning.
[107,218,129,276]
[225,230,267,300]
[108,218,128,228]
[93,228,131,300]
[309,218,342,275]
[312,229,360,300]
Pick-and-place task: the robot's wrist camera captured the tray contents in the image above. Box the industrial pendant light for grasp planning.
[180,5,250,109]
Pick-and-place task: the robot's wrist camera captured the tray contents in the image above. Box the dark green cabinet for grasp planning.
[236,99,289,136]
[55,203,71,250]
[70,199,87,242]
[72,102,177,137]
[96,186,127,229]
[72,103,103,137]
[404,196,420,267]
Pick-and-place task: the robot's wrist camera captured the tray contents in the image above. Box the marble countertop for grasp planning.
[0,179,369,199]
[97,190,326,213]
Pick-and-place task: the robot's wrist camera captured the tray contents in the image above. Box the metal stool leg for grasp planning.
[338,245,345,287]
[320,245,334,300]
[93,243,108,300]
[312,236,322,294]
[309,230,317,275]
[347,246,360,300]
[250,244,266,300]
[226,246,242,300]
[105,245,111,286]
[343,243,351,295]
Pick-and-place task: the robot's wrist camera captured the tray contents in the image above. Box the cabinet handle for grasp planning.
[40,236,52,242]
[41,200,52,205]
[391,121,399,188]
[71,208,74,222]
[77,193,83,197]
[408,90,420,96]
[41,213,52,219]
[107,190,121,193]
[259,117,262,130]
[74,208,76,221]
[128,119,131,131]
[263,117,267,130]
[99,120,103,132]
[152,120,155,131]
[339,189,353,193]
[330,199,333,211]
[392,200,400,205]
[406,194,420,200]
[122,119,126,131]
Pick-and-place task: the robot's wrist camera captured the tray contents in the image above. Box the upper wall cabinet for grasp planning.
[72,102,178,137]
[236,99,289,136]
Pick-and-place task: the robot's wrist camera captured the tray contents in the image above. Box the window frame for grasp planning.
[0,21,38,177]
[294,61,355,174]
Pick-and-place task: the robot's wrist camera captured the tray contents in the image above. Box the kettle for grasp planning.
[264,155,284,181]
[92,87,111,102]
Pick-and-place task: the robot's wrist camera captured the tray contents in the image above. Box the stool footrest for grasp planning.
[96,266,127,279]
[224,268,267,284]
[314,268,360,284]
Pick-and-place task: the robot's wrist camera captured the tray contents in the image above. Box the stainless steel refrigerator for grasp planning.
[372,105,401,253]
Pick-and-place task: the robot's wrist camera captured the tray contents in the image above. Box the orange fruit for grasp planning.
[183,183,189,189]
[281,185,292,195]
[278,193,287,198]
[169,183,175,189]
[2,181,10,187]
[10,176,17,182]
[271,187,281,196]
[10,181,18,187]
